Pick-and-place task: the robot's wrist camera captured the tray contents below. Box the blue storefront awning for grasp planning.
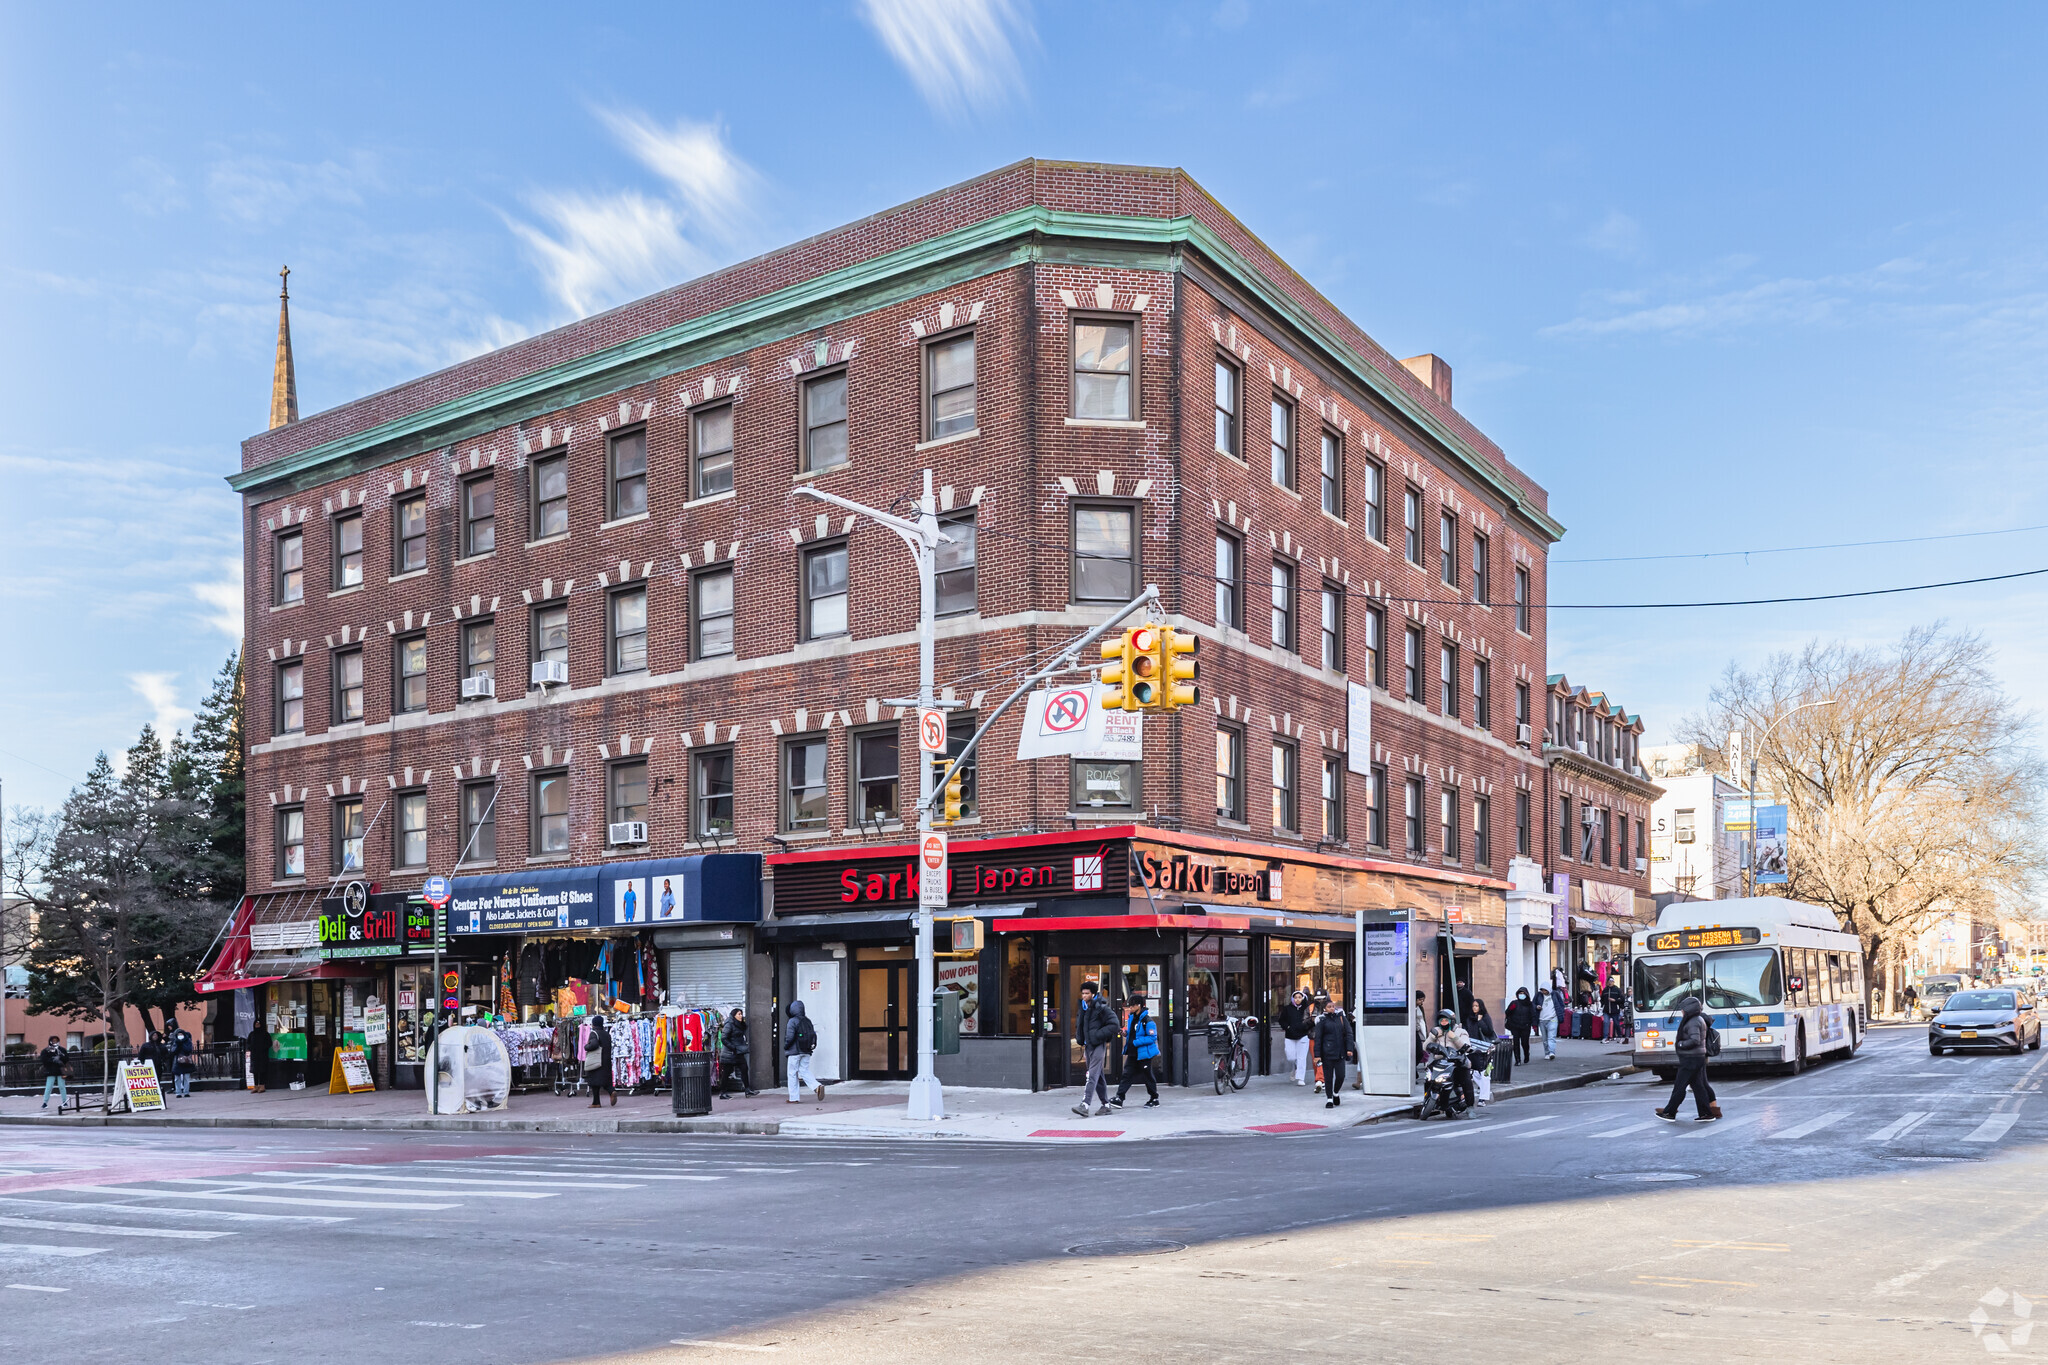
[448,853,761,937]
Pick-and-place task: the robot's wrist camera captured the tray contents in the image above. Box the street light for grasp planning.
[1742,698,1837,898]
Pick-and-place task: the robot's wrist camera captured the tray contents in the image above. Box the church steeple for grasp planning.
[269,266,298,430]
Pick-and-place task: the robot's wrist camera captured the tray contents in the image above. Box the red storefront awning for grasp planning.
[196,973,284,995]
[991,913,1251,933]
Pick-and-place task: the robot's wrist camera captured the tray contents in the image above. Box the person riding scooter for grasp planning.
[1425,1008,1476,1113]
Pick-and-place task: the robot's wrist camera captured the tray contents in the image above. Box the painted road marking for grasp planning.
[1590,1121,1659,1138]
[1423,1116,1554,1140]
[262,1170,645,1190]
[5,1284,69,1292]
[0,1197,344,1223]
[1964,1113,2020,1143]
[1867,1113,1932,1141]
[1765,1111,1850,1141]
[57,1185,459,1211]
[0,1215,230,1240]
[197,1181,555,1201]
[1678,1114,1761,1138]
[0,1244,103,1258]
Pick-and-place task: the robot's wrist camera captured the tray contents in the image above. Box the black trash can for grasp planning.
[672,1053,712,1116]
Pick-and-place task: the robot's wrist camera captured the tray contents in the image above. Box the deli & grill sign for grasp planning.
[319,887,430,959]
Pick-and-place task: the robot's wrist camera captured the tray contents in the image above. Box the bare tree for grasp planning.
[1683,624,2046,990]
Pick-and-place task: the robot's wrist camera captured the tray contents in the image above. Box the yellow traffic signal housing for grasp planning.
[943,760,966,824]
[1126,624,1161,708]
[1099,633,1131,710]
[1161,625,1200,710]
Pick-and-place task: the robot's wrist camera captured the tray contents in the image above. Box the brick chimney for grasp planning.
[1400,353,1452,407]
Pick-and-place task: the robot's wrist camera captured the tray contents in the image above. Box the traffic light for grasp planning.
[1161,625,1200,710]
[1127,625,1160,708]
[1099,633,1131,710]
[933,759,965,825]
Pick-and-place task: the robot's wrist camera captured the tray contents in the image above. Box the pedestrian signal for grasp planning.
[1161,626,1200,710]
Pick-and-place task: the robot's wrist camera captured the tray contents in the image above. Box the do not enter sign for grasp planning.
[918,831,949,910]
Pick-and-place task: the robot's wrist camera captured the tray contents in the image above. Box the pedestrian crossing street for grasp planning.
[0,1145,844,1281]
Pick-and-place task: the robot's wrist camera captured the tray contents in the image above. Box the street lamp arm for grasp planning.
[794,484,954,546]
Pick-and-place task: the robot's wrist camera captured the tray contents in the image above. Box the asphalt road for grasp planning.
[2,1023,2043,1364]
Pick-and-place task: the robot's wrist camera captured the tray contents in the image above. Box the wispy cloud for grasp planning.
[206,151,380,227]
[858,0,1033,120]
[1583,209,1642,258]
[1541,256,1924,338]
[508,113,764,320]
[127,672,190,737]
[192,567,243,638]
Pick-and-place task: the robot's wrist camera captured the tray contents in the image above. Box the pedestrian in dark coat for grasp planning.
[1466,997,1497,1042]
[584,1017,616,1107]
[1279,990,1315,1086]
[246,1022,271,1092]
[1109,992,1161,1108]
[169,1026,197,1098]
[1654,997,1721,1123]
[38,1036,68,1109]
[1504,988,1537,1064]
[1070,982,1119,1116]
[1313,1005,1356,1109]
[719,1008,757,1096]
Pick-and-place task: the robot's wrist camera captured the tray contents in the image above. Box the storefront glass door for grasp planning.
[1048,959,1167,1088]
[1061,962,1112,1086]
[853,954,911,1078]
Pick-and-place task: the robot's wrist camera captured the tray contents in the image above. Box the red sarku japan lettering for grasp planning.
[839,860,1060,903]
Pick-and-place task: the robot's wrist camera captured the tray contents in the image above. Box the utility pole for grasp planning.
[796,471,950,1121]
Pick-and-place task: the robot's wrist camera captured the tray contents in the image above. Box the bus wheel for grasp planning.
[1847,1018,1859,1053]
[1785,1026,1806,1075]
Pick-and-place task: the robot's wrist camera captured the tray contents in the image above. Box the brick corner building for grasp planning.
[210,159,1645,1094]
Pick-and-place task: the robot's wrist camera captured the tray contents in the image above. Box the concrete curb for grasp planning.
[0,1113,782,1136]
[1344,1061,1642,1127]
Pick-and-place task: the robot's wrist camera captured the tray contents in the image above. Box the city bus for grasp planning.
[1630,897,1866,1078]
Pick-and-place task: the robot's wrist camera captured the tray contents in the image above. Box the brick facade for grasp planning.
[234,160,1580,917]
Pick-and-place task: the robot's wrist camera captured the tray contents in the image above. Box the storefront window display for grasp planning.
[1002,936,1034,1036]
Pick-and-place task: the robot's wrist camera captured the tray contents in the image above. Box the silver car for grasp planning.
[1929,989,2042,1055]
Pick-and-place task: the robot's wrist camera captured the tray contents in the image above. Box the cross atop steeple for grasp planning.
[269,265,298,430]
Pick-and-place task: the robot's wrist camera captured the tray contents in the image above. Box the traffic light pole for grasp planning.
[796,472,952,1120]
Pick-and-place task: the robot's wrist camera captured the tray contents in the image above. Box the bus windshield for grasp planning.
[1704,948,1783,1009]
[1634,954,1702,1011]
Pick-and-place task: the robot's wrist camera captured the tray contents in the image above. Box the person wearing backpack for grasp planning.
[1654,996,1722,1123]
[1070,981,1119,1117]
[784,1000,823,1104]
[1108,991,1161,1109]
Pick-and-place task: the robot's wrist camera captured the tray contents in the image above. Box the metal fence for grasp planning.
[2,1042,247,1095]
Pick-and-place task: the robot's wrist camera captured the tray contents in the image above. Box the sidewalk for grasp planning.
[0,1037,1635,1141]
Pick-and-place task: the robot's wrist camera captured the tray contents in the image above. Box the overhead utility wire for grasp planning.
[1553,522,2048,565]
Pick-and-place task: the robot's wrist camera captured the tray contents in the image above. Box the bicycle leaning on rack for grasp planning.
[1207,1014,1259,1094]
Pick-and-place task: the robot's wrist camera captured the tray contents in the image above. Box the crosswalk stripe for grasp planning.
[1590,1121,1658,1138]
[0,1244,103,1257]
[1867,1112,1932,1141]
[259,1170,646,1190]
[1423,1116,1553,1140]
[1765,1111,1849,1141]
[1679,1114,1760,1138]
[167,1179,555,1201]
[418,1162,724,1181]
[0,1197,344,1223]
[0,1215,229,1241]
[1964,1113,2020,1143]
[1508,1126,1569,1139]
[57,1185,459,1211]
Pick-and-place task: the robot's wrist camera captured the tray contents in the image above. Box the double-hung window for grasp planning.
[394,790,428,869]
[396,493,428,571]
[1403,488,1422,565]
[1561,795,1574,858]
[1473,657,1490,729]
[1215,530,1242,629]
[1471,533,1489,604]
[1321,754,1344,842]
[1269,395,1295,488]
[532,602,568,684]
[334,798,364,875]
[783,737,828,832]
[1439,511,1458,587]
[1366,605,1385,689]
[1320,584,1344,672]
[1271,740,1298,834]
[1441,787,1460,861]
[276,530,304,604]
[1514,565,1531,633]
[1362,460,1385,542]
[276,662,304,734]
[395,635,427,714]
[461,781,496,863]
[277,807,305,879]
[1270,560,1295,651]
[1474,795,1491,867]
[1440,642,1458,718]
[532,771,569,855]
[530,455,567,540]
[463,621,495,691]
[1369,767,1388,848]
[1073,319,1135,421]
[1071,505,1134,602]
[610,760,648,835]
[802,544,848,639]
[610,587,647,674]
[608,427,648,520]
[1320,430,1343,517]
[463,475,495,556]
[853,728,900,826]
[1073,758,1137,811]
[926,332,976,439]
[1216,726,1245,822]
[802,370,849,472]
[1404,625,1422,702]
[693,404,734,498]
[693,568,734,659]
[1405,777,1424,854]
[332,515,362,590]
[1516,789,1531,857]
[1213,356,1239,454]
[333,649,363,724]
[936,512,976,616]
[1515,682,1531,743]
[692,748,735,839]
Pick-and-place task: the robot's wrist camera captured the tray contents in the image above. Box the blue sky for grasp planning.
[6,2,2048,810]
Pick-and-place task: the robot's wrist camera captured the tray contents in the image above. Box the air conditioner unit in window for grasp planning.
[1636,857,1649,874]
[608,821,648,846]
[460,675,495,700]
[1516,723,1531,746]
[531,659,569,687]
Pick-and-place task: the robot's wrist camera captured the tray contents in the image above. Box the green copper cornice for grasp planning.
[228,206,1565,543]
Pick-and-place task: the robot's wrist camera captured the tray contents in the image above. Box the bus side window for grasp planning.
[1794,948,1811,1006]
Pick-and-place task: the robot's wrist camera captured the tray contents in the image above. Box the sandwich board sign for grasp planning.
[111,1059,165,1113]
